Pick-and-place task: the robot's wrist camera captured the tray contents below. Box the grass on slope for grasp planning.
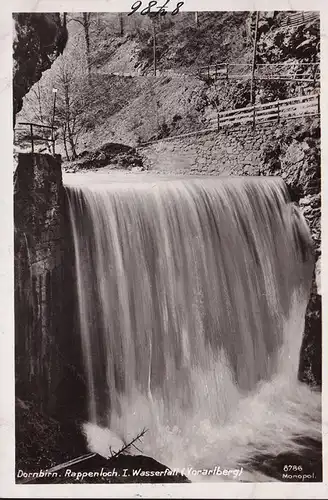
[75,73,209,151]
[90,12,251,75]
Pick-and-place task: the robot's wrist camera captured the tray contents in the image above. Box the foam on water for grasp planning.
[65,174,320,481]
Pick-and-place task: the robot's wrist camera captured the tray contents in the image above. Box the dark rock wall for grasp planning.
[14,153,86,419]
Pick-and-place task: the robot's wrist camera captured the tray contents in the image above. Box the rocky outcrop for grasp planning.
[259,119,321,388]
[14,153,86,418]
[13,13,68,124]
[64,142,144,172]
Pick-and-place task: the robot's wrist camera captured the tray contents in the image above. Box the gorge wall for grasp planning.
[13,13,68,124]
[14,153,85,419]
[139,116,321,387]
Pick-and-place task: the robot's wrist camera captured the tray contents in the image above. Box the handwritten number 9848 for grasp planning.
[128,1,184,16]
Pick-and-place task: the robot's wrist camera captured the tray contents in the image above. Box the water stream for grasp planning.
[64,173,321,481]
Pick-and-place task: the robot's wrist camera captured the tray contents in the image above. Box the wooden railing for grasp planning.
[255,62,319,82]
[208,93,320,130]
[198,62,320,83]
[280,11,319,27]
[138,94,320,148]
[14,122,56,154]
[197,63,251,81]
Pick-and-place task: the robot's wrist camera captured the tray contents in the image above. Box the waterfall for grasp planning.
[65,174,321,481]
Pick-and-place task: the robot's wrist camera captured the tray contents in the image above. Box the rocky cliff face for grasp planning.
[13,13,68,124]
[14,153,86,418]
[261,120,321,388]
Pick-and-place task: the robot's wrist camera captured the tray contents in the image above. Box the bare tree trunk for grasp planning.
[250,11,259,105]
[67,114,77,159]
[152,20,157,77]
[62,123,70,161]
[35,83,52,153]
[195,12,199,26]
[119,13,124,36]
[67,123,77,159]
[64,82,77,160]
[36,82,43,123]
[71,13,92,82]
[83,13,92,81]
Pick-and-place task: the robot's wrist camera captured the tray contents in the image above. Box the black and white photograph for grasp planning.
[6,2,325,495]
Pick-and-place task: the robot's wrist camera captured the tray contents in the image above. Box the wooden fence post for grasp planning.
[252,105,256,128]
[218,111,220,131]
[250,11,259,105]
[277,100,280,123]
[30,124,34,154]
[317,94,320,115]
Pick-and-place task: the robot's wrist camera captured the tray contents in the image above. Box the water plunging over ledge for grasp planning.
[64,173,321,481]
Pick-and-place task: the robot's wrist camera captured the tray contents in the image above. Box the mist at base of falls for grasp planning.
[64,173,320,481]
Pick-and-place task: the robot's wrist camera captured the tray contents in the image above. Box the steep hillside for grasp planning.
[90,12,251,74]
[17,11,320,160]
[78,74,208,149]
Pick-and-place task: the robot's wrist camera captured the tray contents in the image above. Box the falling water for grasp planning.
[65,174,321,481]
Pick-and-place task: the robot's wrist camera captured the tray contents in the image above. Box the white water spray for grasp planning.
[65,174,320,481]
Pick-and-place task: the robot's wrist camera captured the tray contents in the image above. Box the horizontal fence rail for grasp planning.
[280,11,319,27]
[14,122,57,155]
[197,63,251,80]
[255,62,319,82]
[138,94,320,148]
[197,62,320,83]
[208,93,320,130]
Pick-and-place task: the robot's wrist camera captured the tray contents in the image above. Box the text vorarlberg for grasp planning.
[64,466,244,479]
[17,466,244,481]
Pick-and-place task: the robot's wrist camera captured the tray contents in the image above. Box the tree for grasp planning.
[53,49,89,159]
[119,13,124,36]
[19,31,90,160]
[68,13,93,80]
